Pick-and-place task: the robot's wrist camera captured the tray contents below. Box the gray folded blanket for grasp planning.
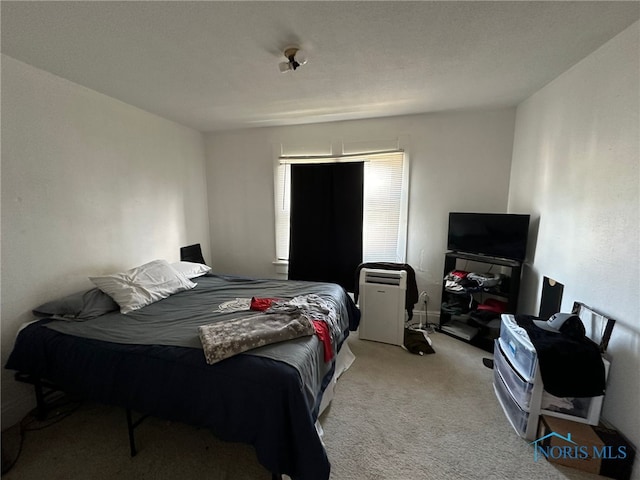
[198,312,315,365]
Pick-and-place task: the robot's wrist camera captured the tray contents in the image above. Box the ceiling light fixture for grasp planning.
[279,46,308,73]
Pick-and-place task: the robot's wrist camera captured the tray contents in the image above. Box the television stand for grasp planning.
[440,321,478,341]
[437,251,522,352]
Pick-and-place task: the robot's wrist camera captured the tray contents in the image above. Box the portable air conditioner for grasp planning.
[358,268,407,346]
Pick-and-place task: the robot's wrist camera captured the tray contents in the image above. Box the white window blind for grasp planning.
[363,152,406,262]
[275,151,407,263]
[275,163,291,261]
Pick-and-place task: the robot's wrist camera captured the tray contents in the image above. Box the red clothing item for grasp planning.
[312,320,333,362]
[477,298,508,313]
[250,297,279,311]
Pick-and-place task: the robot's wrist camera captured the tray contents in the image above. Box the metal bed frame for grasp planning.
[14,372,283,479]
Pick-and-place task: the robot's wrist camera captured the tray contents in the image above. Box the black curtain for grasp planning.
[288,162,363,292]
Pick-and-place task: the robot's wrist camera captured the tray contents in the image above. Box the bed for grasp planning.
[5,263,360,480]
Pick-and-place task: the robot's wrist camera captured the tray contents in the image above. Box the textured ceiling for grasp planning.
[2,1,639,132]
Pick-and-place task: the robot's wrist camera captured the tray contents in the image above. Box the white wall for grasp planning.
[509,22,640,449]
[1,55,211,426]
[204,110,516,311]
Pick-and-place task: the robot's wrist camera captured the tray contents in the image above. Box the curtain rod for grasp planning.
[279,149,403,164]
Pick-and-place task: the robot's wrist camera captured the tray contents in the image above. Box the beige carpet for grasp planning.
[2,332,606,479]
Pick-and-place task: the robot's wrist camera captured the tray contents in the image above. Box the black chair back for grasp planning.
[180,244,206,265]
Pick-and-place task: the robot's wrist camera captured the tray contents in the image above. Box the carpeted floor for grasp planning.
[1,332,607,479]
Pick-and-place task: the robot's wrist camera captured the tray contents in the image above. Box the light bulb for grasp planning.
[294,49,308,66]
[279,61,292,73]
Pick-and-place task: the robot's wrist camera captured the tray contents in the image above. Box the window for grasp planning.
[274,164,291,261]
[275,151,407,263]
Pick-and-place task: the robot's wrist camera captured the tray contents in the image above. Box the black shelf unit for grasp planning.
[438,251,522,352]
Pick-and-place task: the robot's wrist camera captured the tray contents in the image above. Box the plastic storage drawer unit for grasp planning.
[494,340,535,410]
[499,314,538,382]
[493,367,531,438]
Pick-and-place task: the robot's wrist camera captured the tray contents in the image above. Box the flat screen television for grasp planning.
[447,212,530,261]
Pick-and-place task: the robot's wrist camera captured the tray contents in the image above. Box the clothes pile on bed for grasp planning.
[199,293,338,364]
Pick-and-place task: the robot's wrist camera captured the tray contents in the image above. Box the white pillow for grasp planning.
[170,261,211,279]
[90,259,196,314]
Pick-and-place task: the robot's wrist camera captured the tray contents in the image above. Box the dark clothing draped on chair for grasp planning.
[287,162,364,292]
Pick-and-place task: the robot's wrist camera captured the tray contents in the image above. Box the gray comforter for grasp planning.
[45,274,354,405]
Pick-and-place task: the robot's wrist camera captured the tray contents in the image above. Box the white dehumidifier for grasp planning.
[358,268,407,346]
